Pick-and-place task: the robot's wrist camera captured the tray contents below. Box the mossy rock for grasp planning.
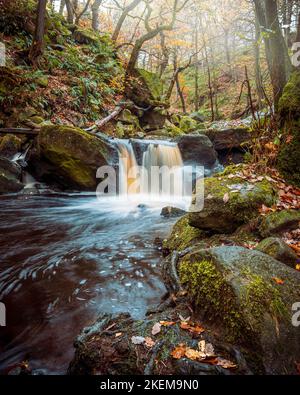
[73,28,99,45]
[189,169,276,233]
[125,68,164,108]
[0,157,24,194]
[277,71,300,186]
[0,134,22,158]
[37,125,117,190]
[36,76,49,88]
[163,120,183,137]
[255,237,299,268]
[259,209,300,238]
[178,246,300,374]
[203,128,251,151]
[178,116,198,133]
[163,215,206,253]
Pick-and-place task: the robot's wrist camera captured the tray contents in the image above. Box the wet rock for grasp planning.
[203,128,250,151]
[255,237,299,268]
[177,246,300,374]
[161,206,186,218]
[175,134,217,167]
[35,125,118,190]
[0,134,23,158]
[0,157,24,194]
[189,169,276,233]
[140,107,167,130]
[259,209,300,238]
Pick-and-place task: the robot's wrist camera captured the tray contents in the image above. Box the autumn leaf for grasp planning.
[296,264,300,271]
[216,357,237,369]
[180,321,205,334]
[171,344,187,359]
[115,332,123,338]
[159,321,176,327]
[272,277,284,285]
[185,348,202,360]
[151,322,162,336]
[223,192,229,204]
[144,337,155,348]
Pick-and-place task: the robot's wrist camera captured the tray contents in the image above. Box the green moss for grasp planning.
[137,69,164,101]
[179,116,198,133]
[179,256,288,342]
[278,71,300,118]
[163,215,205,252]
[259,209,300,237]
[179,257,245,339]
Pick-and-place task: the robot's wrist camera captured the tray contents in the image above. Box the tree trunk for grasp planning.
[112,0,141,42]
[296,11,300,43]
[65,0,74,23]
[194,24,199,111]
[175,74,186,113]
[29,0,47,65]
[92,0,102,31]
[264,0,289,110]
[59,0,66,15]
[254,16,264,108]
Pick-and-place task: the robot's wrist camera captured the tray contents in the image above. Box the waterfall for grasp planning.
[116,139,186,200]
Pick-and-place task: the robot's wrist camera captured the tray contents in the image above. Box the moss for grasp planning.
[137,69,163,101]
[277,71,300,186]
[38,125,111,189]
[278,71,300,118]
[163,215,206,252]
[179,256,288,343]
[179,116,198,133]
[179,257,245,340]
[259,209,300,237]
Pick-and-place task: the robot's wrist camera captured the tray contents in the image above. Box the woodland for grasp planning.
[0,0,300,376]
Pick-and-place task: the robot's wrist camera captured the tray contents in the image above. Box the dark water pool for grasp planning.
[0,194,184,374]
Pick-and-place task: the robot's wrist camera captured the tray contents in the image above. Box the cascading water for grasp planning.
[115,139,189,203]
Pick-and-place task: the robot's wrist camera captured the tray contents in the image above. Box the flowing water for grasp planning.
[0,140,191,374]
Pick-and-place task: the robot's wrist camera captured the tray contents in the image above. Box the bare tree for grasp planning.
[29,0,48,65]
[91,0,102,30]
[126,0,187,75]
[112,0,142,42]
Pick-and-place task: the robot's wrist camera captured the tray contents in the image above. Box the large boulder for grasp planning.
[189,170,277,233]
[0,157,24,194]
[36,125,118,190]
[175,135,218,167]
[204,128,250,151]
[255,237,299,268]
[177,246,300,374]
[259,209,300,238]
[277,71,300,187]
[73,28,98,45]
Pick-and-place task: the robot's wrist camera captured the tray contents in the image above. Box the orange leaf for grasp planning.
[171,344,187,359]
[180,321,205,334]
[296,264,300,271]
[272,277,284,285]
[159,321,176,327]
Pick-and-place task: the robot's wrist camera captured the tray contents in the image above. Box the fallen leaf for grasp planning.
[159,321,176,327]
[185,348,202,360]
[216,357,237,369]
[171,344,187,359]
[223,192,229,204]
[180,321,205,334]
[296,264,300,271]
[131,336,145,345]
[144,337,155,348]
[272,277,284,285]
[151,322,162,336]
[115,332,123,338]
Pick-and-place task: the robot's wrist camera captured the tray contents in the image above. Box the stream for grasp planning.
[0,192,189,374]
